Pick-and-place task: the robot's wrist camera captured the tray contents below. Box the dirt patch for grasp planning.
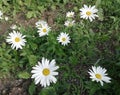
[0,22,10,35]
[0,78,30,95]
[0,9,57,35]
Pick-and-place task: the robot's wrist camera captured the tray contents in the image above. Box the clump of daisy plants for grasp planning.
[0,0,120,95]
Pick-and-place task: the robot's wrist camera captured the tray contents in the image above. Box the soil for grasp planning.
[0,78,31,95]
[0,8,56,35]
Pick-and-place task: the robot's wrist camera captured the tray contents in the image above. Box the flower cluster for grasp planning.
[5,4,111,88]
[36,20,71,46]
[64,11,75,27]
[35,20,51,37]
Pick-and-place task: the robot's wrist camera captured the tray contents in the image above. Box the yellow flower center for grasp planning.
[15,37,20,42]
[95,74,102,79]
[70,14,73,17]
[43,28,47,33]
[42,68,50,76]
[69,23,72,26]
[86,11,92,16]
[62,37,66,41]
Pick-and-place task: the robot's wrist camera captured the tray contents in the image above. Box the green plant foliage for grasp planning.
[29,82,36,95]
[39,87,57,95]
[18,71,30,79]
[0,0,120,95]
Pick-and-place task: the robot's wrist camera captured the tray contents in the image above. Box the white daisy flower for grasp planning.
[35,20,48,28]
[57,32,71,46]
[6,31,26,50]
[80,5,98,22]
[4,16,9,21]
[0,11,3,19]
[64,20,75,27]
[66,11,74,18]
[10,24,17,30]
[37,24,51,37]
[31,57,59,87]
[88,66,111,86]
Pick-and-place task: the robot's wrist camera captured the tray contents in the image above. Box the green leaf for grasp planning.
[26,11,34,18]
[2,42,6,48]
[2,0,9,5]
[98,8,104,21]
[116,62,120,66]
[63,0,68,4]
[30,43,38,50]
[95,0,101,7]
[29,82,36,95]
[39,87,57,95]
[17,0,23,6]
[69,56,78,65]
[18,71,30,79]
[28,55,37,66]
[117,0,120,4]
